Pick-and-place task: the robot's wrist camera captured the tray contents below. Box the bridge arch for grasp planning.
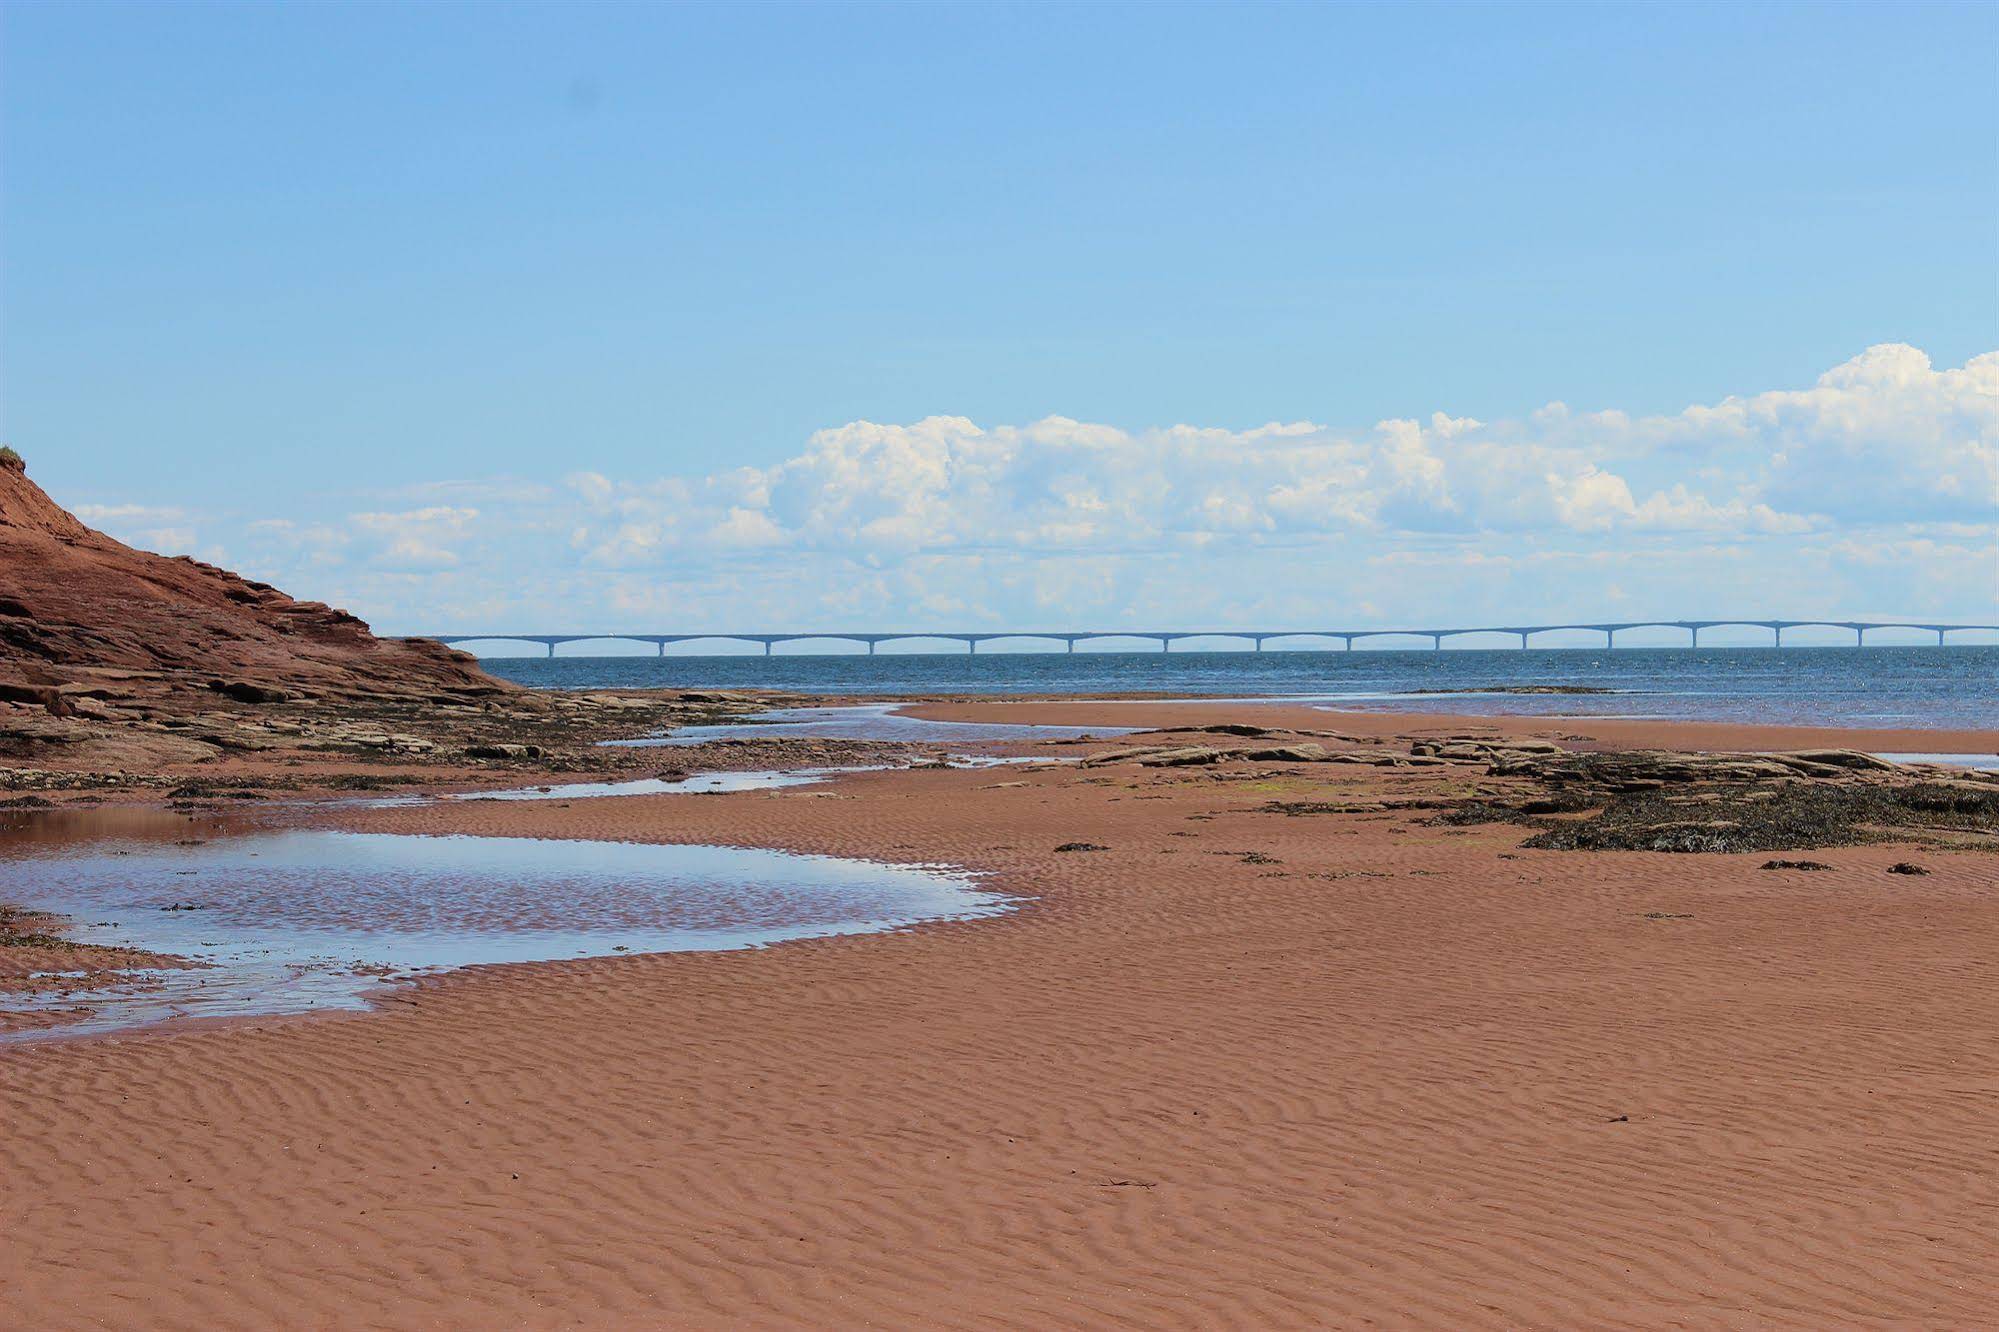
[1349,631,1441,651]
[967,633,1083,654]
[435,634,562,655]
[639,634,778,656]
[869,633,981,654]
[1256,633,1351,651]
[1676,620,1783,648]
[1153,632,1261,652]
[1071,633,1174,653]
[1592,621,1700,648]
[764,635,884,655]
[573,634,667,649]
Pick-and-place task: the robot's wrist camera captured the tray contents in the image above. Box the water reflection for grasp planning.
[426,758,1064,805]
[0,806,1008,1042]
[603,702,1136,748]
[450,767,855,800]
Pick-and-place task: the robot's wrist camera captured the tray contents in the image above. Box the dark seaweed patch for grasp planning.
[1521,782,1999,854]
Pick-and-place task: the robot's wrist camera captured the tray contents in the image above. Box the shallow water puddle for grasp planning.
[603,701,1138,747]
[449,767,855,800]
[0,806,1009,1042]
[420,758,1063,806]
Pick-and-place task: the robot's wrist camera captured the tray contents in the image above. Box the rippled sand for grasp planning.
[3,701,1996,1328]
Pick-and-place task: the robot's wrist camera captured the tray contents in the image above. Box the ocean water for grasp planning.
[483,646,1999,730]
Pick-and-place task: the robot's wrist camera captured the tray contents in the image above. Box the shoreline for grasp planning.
[903,697,1999,755]
[4,697,1996,1038]
[3,695,1997,1326]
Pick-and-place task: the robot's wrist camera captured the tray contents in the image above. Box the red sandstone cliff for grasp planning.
[0,451,504,702]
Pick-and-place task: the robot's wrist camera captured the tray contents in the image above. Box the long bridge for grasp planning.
[420,620,1998,657]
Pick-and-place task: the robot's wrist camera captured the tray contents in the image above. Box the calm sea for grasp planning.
[482,646,1999,730]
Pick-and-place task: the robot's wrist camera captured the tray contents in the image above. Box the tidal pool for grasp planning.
[0,806,1009,1042]
[450,767,854,800]
[603,701,1137,747]
[428,759,1063,806]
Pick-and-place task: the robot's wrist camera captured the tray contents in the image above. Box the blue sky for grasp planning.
[3,1,1994,638]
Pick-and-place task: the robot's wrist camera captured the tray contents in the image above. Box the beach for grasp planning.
[4,699,1996,1329]
[10,4,1995,1325]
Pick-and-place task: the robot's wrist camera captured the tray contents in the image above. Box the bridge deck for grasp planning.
[414,621,1999,656]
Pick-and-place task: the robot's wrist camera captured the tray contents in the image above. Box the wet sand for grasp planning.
[3,702,1997,1328]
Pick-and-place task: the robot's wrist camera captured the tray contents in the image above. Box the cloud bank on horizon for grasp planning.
[86,344,1999,638]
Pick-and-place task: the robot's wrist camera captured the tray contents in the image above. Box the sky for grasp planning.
[2,0,1995,642]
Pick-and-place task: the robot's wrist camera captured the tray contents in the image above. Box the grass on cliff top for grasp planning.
[0,445,21,466]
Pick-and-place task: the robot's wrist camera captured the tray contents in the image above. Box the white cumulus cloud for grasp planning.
[349,506,480,570]
[64,345,1997,632]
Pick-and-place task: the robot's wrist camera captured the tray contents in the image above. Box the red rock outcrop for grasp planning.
[0,451,506,703]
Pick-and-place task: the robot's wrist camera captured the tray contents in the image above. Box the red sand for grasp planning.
[2,705,1996,1329]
